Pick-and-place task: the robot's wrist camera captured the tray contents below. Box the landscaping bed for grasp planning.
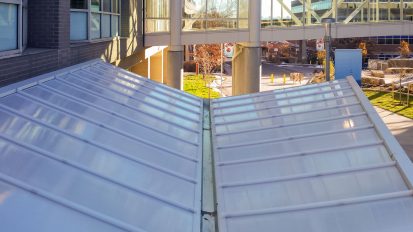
[363,90,413,119]
[184,74,221,99]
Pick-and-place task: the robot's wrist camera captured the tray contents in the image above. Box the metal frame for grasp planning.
[347,76,413,188]
[0,59,204,232]
[216,141,385,166]
[220,161,397,188]
[15,91,198,162]
[95,61,201,101]
[223,190,413,218]
[78,68,201,112]
[70,69,200,115]
[215,111,367,136]
[70,0,121,42]
[213,95,359,125]
[211,77,413,232]
[217,124,374,149]
[181,0,249,32]
[63,72,200,122]
[2,62,413,232]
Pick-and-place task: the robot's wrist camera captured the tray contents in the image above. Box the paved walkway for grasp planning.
[375,107,413,162]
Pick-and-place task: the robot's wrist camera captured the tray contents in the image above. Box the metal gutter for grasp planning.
[201,99,217,232]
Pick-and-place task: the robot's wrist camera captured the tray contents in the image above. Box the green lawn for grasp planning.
[363,90,413,119]
[184,74,221,99]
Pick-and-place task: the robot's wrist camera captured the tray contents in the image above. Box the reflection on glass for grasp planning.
[70,0,87,9]
[91,13,101,39]
[239,0,249,18]
[145,0,170,32]
[102,14,111,38]
[343,119,355,129]
[261,0,296,27]
[102,0,111,12]
[207,0,237,18]
[0,3,18,51]
[91,0,100,12]
[70,12,88,40]
[111,15,119,36]
[182,0,249,31]
[112,0,119,13]
[261,0,407,27]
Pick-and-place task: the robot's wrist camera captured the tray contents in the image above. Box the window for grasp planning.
[70,0,120,41]
[145,0,170,33]
[0,0,21,55]
[261,0,298,27]
[181,0,249,32]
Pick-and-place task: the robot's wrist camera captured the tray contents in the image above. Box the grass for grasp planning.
[363,90,413,119]
[184,74,221,99]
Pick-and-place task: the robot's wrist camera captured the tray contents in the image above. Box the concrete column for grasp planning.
[299,40,307,64]
[166,51,183,89]
[149,51,164,83]
[232,0,261,96]
[232,44,261,95]
[165,0,184,90]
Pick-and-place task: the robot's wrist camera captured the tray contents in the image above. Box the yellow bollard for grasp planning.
[270,74,274,83]
[283,74,286,85]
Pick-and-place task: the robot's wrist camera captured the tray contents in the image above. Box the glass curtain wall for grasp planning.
[182,0,249,32]
[145,0,170,33]
[261,0,298,27]
[262,0,411,28]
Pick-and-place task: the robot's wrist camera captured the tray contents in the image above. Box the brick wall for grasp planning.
[0,0,144,87]
[28,0,70,49]
[0,50,59,86]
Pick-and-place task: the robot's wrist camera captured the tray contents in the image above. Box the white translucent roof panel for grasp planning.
[0,60,204,232]
[211,78,413,232]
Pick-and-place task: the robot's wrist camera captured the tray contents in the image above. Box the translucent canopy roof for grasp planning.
[0,60,203,232]
[211,78,413,232]
[1,60,413,232]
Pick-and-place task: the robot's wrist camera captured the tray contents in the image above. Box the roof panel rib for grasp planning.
[0,60,203,232]
[2,59,413,232]
[211,77,413,232]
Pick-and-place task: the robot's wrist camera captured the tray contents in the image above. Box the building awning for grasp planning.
[1,60,413,232]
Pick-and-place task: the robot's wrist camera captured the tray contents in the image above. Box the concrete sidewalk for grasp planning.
[375,107,413,162]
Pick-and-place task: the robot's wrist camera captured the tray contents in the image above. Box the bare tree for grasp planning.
[358,41,368,57]
[194,44,222,77]
[400,40,411,58]
[193,44,223,98]
[317,50,326,65]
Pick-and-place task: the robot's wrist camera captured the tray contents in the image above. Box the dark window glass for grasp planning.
[112,0,119,13]
[91,0,100,12]
[393,38,400,45]
[71,0,87,9]
[102,0,111,12]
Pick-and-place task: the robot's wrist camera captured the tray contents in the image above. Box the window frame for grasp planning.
[180,0,249,32]
[0,0,23,57]
[70,0,121,42]
[144,0,170,33]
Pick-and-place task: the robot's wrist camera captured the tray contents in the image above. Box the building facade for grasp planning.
[0,0,144,87]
